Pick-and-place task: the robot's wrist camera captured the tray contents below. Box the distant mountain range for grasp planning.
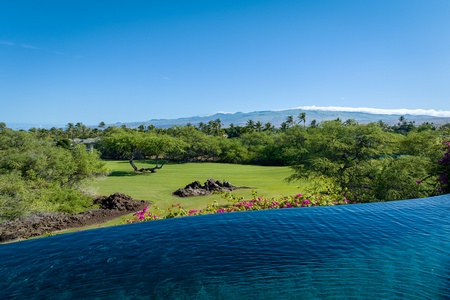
[117,108,450,129]
[6,107,450,130]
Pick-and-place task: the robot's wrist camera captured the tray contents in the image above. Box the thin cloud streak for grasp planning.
[0,41,14,46]
[295,106,450,118]
[21,44,39,49]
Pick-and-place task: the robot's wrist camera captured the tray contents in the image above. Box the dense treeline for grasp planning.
[95,116,450,202]
[1,115,449,221]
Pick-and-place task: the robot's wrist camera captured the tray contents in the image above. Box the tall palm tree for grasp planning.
[298,112,306,128]
[66,123,74,140]
[263,122,275,132]
[255,121,263,132]
[246,119,255,133]
[285,115,295,128]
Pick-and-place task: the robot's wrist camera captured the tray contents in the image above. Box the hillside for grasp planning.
[118,108,450,128]
[6,108,450,130]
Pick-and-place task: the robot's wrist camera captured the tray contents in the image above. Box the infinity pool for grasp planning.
[1,195,449,299]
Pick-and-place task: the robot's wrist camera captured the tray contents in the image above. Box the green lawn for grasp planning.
[58,161,307,232]
[94,160,307,213]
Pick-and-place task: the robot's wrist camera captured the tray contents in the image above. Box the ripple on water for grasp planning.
[0,195,449,299]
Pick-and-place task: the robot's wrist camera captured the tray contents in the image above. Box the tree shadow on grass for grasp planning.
[108,171,142,177]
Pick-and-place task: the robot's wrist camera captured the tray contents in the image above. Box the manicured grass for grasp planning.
[94,160,307,213]
[54,161,307,234]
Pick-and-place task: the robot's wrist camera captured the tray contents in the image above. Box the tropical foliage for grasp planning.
[0,127,108,221]
[1,114,450,223]
[97,116,450,202]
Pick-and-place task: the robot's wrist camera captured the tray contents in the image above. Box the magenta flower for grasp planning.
[415,179,423,184]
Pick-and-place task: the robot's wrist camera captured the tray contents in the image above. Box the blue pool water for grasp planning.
[1,195,450,299]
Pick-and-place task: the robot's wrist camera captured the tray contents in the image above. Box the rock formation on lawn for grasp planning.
[173,178,238,197]
[0,193,149,243]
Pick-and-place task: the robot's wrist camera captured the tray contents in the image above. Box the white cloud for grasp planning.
[0,41,14,46]
[295,105,450,117]
[21,44,39,49]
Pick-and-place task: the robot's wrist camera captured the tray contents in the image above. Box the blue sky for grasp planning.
[1,0,449,126]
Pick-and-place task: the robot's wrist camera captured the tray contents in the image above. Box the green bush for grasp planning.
[0,129,107,222]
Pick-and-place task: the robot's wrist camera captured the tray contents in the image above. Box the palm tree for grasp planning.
[263,122,275,132]
[198,122,208,133]
[245,119,255,133]
[66,123,74,140]
[285,115,295,128]
[255,121,263,132]
[298,112,306,128]
[213,118,222,136]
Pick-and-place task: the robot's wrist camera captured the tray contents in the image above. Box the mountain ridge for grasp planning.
[121,108,450,128]
[6,108,450,130]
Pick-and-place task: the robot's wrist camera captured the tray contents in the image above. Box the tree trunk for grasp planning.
[137,161,165,173]
[129,159,138,171]
[130,155,166,173]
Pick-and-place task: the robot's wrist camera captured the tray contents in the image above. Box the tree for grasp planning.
[245,119,255,133]
[374,156,436,200]
[100,129,183,172]
[240,131,278,165]
[204,118,223,136]
[288,121,398,199]
[298,112,306,128]
[0,129,107,221]
[137,133,185,171]
[74,122,90,138]
[263,122,275,132]
[285,115,295,128]
[255,121,263,132]
[166,125,217,161]
[66,123,75,140]
[218,138,248,163]
[417,122,436,132]
[100,128,142,169]
[198,122,208,134]
[287,121,449,201]
[393,116,415,135]
[225,123,243,138]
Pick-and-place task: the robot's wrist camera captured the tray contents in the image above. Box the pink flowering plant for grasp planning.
[437,140,450,193]
[124,205,162,224]
[124,186,355,224]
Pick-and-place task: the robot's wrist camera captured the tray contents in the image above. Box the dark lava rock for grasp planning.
[0,193,149,243]
[173,178,237,197]
[94,192,145,211]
